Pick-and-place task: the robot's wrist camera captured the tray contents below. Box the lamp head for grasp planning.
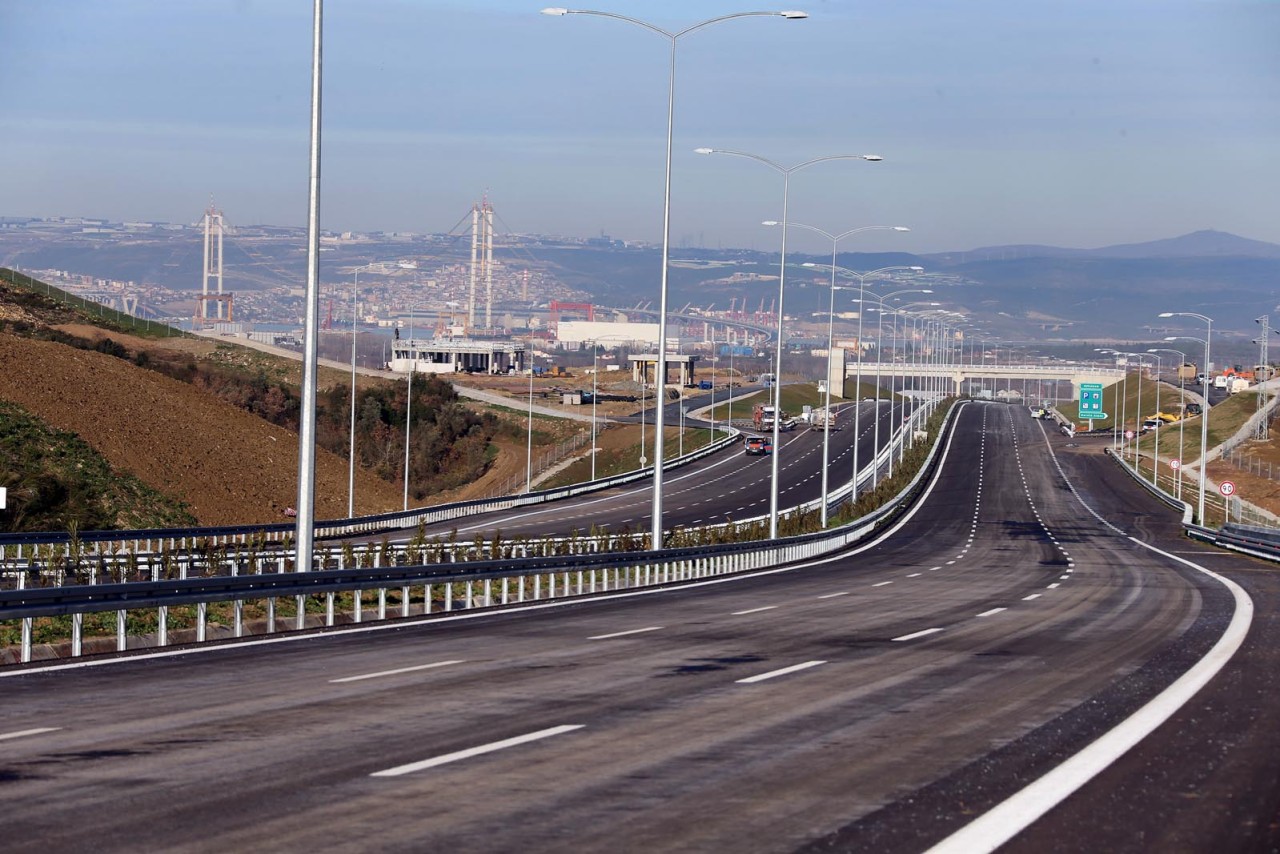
[909,265,924,271]
[862,155,884,161]
[761,220,780,226]
[893,227,911,232]
[540,7,569,15]
[1158,312,1174,318]
[801,262,817,267]
[694,147,714,155]
[780,11,809,19]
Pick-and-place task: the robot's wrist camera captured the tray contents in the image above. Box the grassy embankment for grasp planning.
[0,401,196,532]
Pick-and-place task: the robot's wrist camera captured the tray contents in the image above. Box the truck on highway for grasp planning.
[753,403,796,432]
[804,407,839,431]
[1229,377,1252,394]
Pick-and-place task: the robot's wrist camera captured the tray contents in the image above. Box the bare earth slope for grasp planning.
[0,335,404,526]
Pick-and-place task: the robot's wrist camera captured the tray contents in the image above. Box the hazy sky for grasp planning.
[2,0,1276,254]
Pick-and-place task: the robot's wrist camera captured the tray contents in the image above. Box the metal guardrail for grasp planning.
[0,401,963,664]
[1105,446,1280,564]
[0,425,743,555]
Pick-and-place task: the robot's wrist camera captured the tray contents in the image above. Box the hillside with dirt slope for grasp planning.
[0,333,404,526]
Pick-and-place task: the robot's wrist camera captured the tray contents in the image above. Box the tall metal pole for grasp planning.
[348,266,361,518]
[1162,312,1214,523]
[591,344,598,481]
[526,353,535,493]
[294,0,323,578]
[697,150,883,538]
[822,258,837,526]
[545,9,807,549]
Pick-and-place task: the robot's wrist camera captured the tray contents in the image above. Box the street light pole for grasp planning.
[1150,347,1189,499]
[771,223,909,525]
[545,9,807,548]
[347,262,379,519]
[696,148,883,538]
[295,0,324,578]
[1162,311,1214,524]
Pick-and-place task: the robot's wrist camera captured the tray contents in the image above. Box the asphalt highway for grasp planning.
[2,402,1275,852]
[408,398,904,540]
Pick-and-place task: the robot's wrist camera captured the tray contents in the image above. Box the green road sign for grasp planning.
[1079,382,1107,420]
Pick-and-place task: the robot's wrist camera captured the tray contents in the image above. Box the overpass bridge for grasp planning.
[834,361,1125,399]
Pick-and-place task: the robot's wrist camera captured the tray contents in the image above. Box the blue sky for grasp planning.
[1,0,1276,254]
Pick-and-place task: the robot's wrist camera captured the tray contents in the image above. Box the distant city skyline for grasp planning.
[2,1,1276,256]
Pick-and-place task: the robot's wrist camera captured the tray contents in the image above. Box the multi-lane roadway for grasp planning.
[2,402,1275,852]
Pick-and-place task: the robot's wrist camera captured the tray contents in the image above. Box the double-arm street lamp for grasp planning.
[1161,310,1213,524]
[695,148,884,538]
[346,262,383,518]
[1149,347,1189,500]
[769,222,910,525]
[854,286,932,489]
[544,9,807,549]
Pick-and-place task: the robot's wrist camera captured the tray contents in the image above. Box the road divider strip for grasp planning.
[0,727,60,742]
[588,627,663,640]
[736,661,826,684]
[329,660,464,684]
[893,628,943,642]
[370,725,585,778]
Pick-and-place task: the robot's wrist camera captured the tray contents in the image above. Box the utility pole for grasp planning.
[1256,315,1271,440]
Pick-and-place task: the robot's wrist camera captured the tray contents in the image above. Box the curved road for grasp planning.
[2,402,1275,851]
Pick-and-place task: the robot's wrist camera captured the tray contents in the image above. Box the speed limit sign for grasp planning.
[1124,430,1135,439]
[1170,458,1181,471]
[1219,480,1237,497]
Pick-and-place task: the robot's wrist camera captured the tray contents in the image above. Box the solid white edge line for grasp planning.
[736,660,827,684]
[893,628,943,642]
[6,404,973,678]
[0,727,61,742]
[329,660,464,684]
[732,605,778,615]
[927,540,1253,854]
[371,724,585,778]
[588,626,664,640]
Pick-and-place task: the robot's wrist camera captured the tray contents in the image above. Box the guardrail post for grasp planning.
[445,582,454,612]
[71,612,82,658]
[483,579,492,608]
[158,605,168,647]
[576,571,583,596]
[464,580,474,608]
[196,602,207,642]
[501,577,509,605]
[326,592,335,627]
[424,584,433,614]
[266,597,277,633]
[378,588,387,620]
[401,585,410,618]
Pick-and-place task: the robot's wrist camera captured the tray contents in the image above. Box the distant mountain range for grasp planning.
[926,230,1280,263]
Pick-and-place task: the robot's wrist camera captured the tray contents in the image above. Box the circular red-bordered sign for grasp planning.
[1170,458,1181,470]
[1219,480,1237,497]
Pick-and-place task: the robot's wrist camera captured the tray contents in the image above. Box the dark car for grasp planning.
[745,436,772,456]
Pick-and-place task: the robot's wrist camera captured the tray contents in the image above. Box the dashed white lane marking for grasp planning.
[977,607,1007,617]
[872,581,894,588]
[1022,594,1042,601]
[732,605,778,615]
[371,725,585,777]
[907,573,922,578]
[1047,582,1061,589]
[0,727,61,742]
[817,591,850,599]
[893,627,944,642]
[588,626,664,641]
[736,660,827,684]
[330,660,465,684]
